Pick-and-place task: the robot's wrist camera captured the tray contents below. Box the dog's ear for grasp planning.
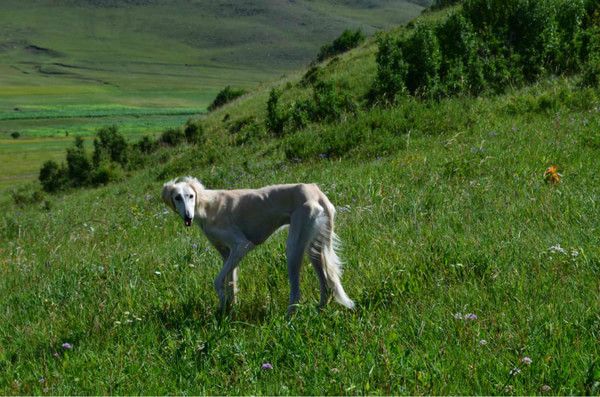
[185,177,205,205]
[161,180,176,211]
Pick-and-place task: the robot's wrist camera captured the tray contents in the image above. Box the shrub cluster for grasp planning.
[39,120,205,193]
[316,29,365,62]
[372,0,600,102]
[265,81,356,136]
[207,86,247,112]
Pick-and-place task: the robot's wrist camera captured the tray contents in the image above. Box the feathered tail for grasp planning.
[312,202,355,309]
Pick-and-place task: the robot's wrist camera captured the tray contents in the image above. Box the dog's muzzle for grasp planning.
[184,217,193,227]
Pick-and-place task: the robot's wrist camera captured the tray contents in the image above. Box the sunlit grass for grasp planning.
[1,72,599,394]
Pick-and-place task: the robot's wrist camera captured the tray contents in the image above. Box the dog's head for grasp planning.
[161,176,205,227]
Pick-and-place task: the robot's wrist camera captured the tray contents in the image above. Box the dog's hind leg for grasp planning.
[309,251,331,308]
[286,202,322,315]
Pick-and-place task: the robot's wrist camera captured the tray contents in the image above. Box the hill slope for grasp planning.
[0,0,426,111]
[0,0,428,189]
[1,2,599,395]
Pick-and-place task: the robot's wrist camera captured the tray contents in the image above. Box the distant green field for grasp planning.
[0,0,427,190]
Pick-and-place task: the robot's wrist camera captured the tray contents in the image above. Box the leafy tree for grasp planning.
[184,119,205,145]
[317,29,365,62]
[265,89,287,136]
[66,136,92,187]
[159,128,186,146]
[402,24,442,97]
[371,33,408,103]
[39,160,67,192]
[208,86,247,111]
[92,125,128,167]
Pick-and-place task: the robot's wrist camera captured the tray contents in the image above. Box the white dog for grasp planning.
[161,176,354,314]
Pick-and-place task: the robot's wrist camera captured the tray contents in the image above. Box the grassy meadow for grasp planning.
[1,0,600,395]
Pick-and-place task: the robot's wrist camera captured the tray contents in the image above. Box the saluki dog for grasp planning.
[161,176,354,314]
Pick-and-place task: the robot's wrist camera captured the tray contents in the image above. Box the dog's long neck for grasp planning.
[194,188,216,224]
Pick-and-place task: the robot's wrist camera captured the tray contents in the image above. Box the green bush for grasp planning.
[159,128,186,146]
[551,0,586,72]
[289,99,314,131]
[300,65,322,87]
[226,116,264,145]
[134,135,157,154]
[92,125,128,167]
[316,29,365,62]
[463,0,556,81]
[436,13,485,95]
[184,119,205,145]
[403,24,442,97]
[90,162,125,186]
[370,34,408,104]
[66,136,92,187]
[580,55,600,87]
[311,81,357,122]
[10,131,20,139]
[371,0,598,103]
[265,89,287,137]
[10,187,47,208]
[39,160,67,192]
[207,86,247,111]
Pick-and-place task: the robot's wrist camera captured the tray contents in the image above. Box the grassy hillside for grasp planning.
[0,0,427,190]
[1,1,600,395]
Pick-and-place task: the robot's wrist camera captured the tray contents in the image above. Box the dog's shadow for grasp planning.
[149,296,279,334]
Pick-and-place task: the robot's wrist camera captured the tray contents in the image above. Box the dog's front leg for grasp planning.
[214,240,253,313]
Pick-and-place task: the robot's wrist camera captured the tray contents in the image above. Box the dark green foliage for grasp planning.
[10,131,20,139]
[463,0,555,80]
[372,0,599,102]
[403,24,442,97]
[316,29,365,62]
[580,56,600,87]
[207,86,247,112]
[92,125,128,167]
[271,80,356,134]
[552,0,586,72]
[289,99,314,131]
[265,89,287,136]
[90,162,125,186]
[369,34,408,104]
[39,160,67,192]
[436,13,485,95]
[184,119,205,145]
[226,116,264,145]
[310,81,357,122]
[578,29,600,89]
[300,65,322,87]
[39,127,161,192]
[66,136,92,187]
[9,187,46,208]
[134,135,158,154]
[160,127,186,146]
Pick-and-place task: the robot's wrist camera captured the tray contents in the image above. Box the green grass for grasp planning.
[1,2,599,395]
[1,77,599,395]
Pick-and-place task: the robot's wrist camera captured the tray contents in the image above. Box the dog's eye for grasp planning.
[188,194,194,199]
[174,195,182,201]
